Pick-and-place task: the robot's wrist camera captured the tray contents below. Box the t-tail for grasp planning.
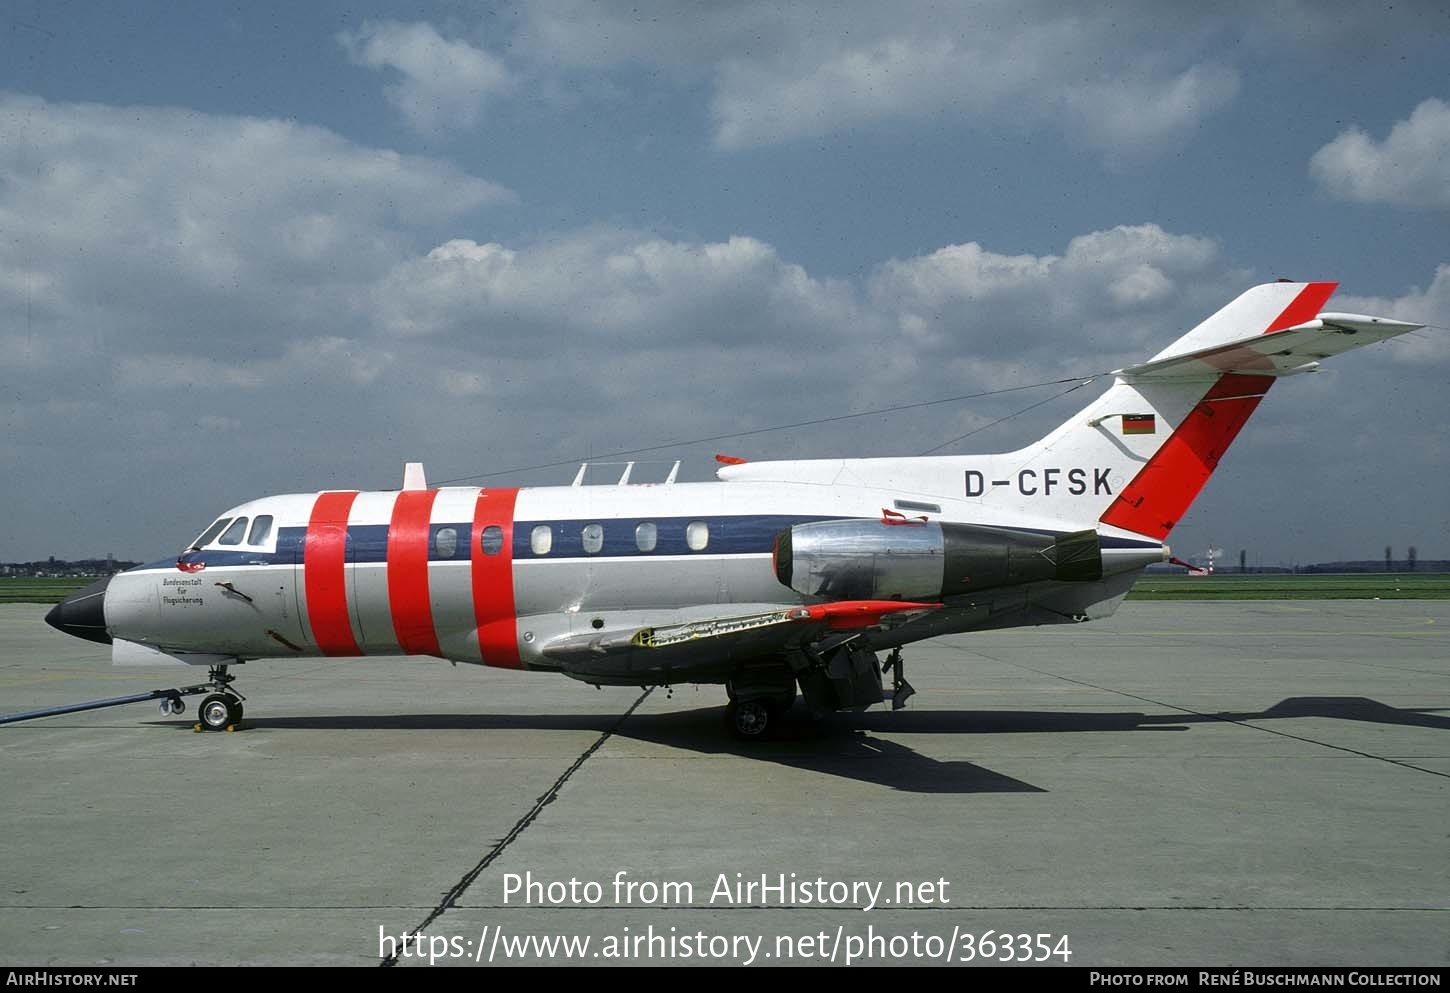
[984,281,1421,541]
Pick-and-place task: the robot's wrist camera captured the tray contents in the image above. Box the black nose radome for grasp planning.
[45,576,113,645]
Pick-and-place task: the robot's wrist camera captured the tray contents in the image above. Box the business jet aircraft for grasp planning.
[45,281,1420,737]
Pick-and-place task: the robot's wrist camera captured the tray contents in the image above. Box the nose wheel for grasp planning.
[193,664,246,732]
[198,694,243,731]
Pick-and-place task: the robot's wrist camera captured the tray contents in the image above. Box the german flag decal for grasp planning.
[1122,414,1156,435]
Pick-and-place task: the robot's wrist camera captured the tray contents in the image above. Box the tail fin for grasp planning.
[989,282,1421,539]
[715,281,1421,538]
[1144,280,1336,364]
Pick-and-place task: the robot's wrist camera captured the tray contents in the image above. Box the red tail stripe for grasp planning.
[471,488,521,669]
[1102,283,1336,540]
[304,491,362,657]
[1264,282,1337,334]
[1100,374,1274,540]
[387,490,442,656]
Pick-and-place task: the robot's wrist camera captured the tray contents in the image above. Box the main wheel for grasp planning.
[199,694,234,731]
[727,698,774,740]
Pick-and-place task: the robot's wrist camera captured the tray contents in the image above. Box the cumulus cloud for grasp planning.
[869,225,1229,353]
[711,34,1239,158]
[1061,64,1241,162]
[0,95,516,552]
[361,222,1238,402]
[366,230,863,354]
[1310,98,1450,208]
[331,4,1446,161]
[0,94,510,350]
[511,2,1427,158]
[339,20,513,135]
[2,94,1444,564]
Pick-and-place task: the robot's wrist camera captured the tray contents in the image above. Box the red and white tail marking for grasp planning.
[1098,373,1273,539]
[1098,282,1340,539]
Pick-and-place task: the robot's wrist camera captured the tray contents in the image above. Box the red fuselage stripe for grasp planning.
[471,488,521,669]
[1100,374,1274,540]
[304,491,362,657]
[387,490,442,656]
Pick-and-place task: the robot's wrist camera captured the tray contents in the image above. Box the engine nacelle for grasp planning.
[773,519,1105,600]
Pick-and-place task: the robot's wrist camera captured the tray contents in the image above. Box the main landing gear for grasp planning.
[724,645,918,741]
[724,672,797,741]
[193,664,246,732]
[883,648,915,711]
[725,696,799,740]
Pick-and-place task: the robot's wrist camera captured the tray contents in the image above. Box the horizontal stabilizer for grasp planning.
[1116,313,1422,380]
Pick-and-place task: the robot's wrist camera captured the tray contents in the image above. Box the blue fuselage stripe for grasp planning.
[131,514,1161,572]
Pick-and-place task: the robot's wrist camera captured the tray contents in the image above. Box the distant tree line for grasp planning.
[1,558,141,577]
[1300,558,1447,574]
[1146,558,1449,575]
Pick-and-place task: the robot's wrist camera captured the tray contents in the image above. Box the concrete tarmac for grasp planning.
[1,600,1446,967]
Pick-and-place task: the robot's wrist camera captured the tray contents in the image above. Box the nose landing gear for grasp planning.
[193,665,245,732]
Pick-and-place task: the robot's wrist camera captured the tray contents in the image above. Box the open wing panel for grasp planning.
[537,600,941,683]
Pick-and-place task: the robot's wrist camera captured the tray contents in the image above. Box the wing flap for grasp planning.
[1115,313,1423,380]
[540,600,941,662]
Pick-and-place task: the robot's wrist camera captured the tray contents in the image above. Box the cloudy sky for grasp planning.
[2,1,1447,566]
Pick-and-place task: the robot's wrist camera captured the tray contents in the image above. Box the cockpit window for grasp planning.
[189,518,233,550]
[247,515,273,545]
[218,517,249,545]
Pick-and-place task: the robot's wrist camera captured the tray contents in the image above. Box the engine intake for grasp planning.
[773,519,1103,600]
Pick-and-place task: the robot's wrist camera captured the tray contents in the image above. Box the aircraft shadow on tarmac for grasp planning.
[155,695,1449,795]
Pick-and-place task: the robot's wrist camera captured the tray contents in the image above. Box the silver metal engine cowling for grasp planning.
[772,519,1105,600]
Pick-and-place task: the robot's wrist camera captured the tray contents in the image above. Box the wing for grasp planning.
[537,600,941,682]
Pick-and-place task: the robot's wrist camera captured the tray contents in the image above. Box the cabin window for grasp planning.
[190,518,232,550]
[635,521,657,552]
[218,517,249,545]
[434,527,458,559]
[685,520,709,551]
[480,525,504,555]
[582,523,604,554]
[247,515,273,545]
[530,524,553,556]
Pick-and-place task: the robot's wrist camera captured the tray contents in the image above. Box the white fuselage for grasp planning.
[103,475,1156,676]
